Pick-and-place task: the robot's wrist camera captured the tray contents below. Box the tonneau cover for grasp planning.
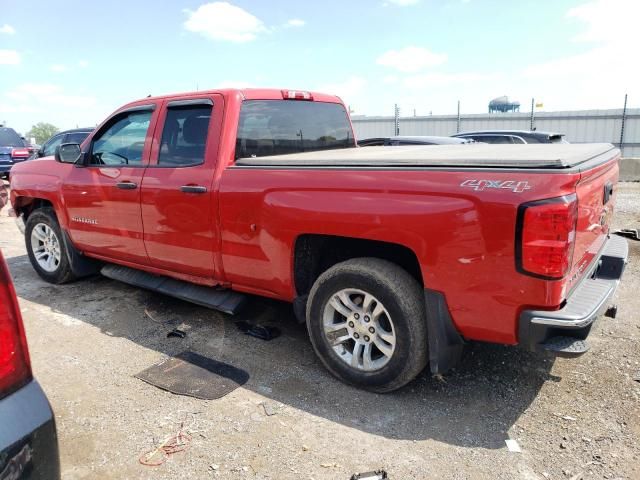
[236,143,618,169]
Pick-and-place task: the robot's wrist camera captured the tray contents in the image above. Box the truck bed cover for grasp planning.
[236,143,618,169]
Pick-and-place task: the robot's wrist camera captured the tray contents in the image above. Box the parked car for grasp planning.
[0,249,61,479]
[0,127,31,179]
[33,128,94,159]
[452,130,567,144]
[358,135,476,146]
[9,88,627,392]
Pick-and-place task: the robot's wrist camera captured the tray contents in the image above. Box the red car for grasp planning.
[8,88,628,392]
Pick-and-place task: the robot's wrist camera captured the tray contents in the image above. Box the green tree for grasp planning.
[26,122,60,145]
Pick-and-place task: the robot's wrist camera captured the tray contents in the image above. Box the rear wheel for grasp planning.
[25,208,75,284]
[306,258,428,392]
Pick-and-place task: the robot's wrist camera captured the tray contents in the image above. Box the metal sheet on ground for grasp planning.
[134,351,249,400]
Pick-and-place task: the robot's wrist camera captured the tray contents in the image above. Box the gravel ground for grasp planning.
[0,182,638,480]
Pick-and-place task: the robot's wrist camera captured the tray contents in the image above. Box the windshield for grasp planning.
[235,100,355,159]
[0,128,25,147]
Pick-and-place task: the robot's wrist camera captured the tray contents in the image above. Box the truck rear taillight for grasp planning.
[11,148,30,159]
[0,252,32,399]
[281,90,313,101]
[516,194,578,280]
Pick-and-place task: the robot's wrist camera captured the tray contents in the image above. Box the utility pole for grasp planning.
[457,100,461,133]
[620,93,628,152]
[394,104,400,136]
[530,98,535,131]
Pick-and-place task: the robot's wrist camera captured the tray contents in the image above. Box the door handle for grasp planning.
[116,181,138,190]
[180,185,207,194]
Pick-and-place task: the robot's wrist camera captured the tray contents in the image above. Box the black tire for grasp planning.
[25,207,76,284]
[306,258,428,393]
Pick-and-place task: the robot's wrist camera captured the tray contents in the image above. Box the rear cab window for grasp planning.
[0,128,24,147]
[235,100,355,159]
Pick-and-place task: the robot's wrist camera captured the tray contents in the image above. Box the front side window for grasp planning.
[90,111,152,166]
[43,134,64,156]
[236,100,355,159]
[158,104,212,167]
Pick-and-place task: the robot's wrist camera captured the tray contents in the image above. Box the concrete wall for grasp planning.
[620,158,640,182]
[352,108,640,158]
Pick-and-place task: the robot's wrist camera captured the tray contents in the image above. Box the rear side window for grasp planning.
[158,104,212,167]
[236,100,355,159]
[476,135,514,144]
[43,134,64,156]
[65,132,90,145]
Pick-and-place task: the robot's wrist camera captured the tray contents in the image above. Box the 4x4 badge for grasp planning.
[460,179,532,193]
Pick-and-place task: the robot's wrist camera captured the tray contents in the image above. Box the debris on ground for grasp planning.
[433,373,447,383]
[144,308,161,323]
[261,401,278,416]
[235,320,281,341]
[613,228,640,241]
[139,416,195,466]
[505,439,522,453]
[350,470,388,480]
[167,328,187,338]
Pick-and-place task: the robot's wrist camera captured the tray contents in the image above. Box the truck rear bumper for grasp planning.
[518,234,629,354]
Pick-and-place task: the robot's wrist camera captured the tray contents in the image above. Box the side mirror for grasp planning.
[55,143,82,164]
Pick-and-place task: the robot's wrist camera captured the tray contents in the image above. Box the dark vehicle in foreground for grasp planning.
[0,250,60,479]
[452,130,567,144]
[33,128,94,159]
[358,135,475,146]
[9,88,628,393]
[0,127,31,179]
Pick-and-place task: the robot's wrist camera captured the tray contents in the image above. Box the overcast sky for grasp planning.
[1,0,638,134]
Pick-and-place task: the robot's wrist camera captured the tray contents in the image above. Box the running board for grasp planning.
[100,264,246,315]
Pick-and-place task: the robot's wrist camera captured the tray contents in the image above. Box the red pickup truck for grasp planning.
[9,88,628,392]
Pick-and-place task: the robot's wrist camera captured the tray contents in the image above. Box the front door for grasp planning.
[62,105,158,265]
[140,95,223,279]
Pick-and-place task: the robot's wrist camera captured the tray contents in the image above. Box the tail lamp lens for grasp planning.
[516,194,578,279]
[11,148,30,159]
[0,253,31,399]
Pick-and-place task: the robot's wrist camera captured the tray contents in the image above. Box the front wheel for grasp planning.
[306,258,428,393]
[25,208,75,284]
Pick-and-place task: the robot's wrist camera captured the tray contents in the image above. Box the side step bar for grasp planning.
[540,336,590,357]
[100,264,246,315]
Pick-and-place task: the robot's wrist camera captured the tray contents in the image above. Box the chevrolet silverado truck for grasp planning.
[9,88,628,392]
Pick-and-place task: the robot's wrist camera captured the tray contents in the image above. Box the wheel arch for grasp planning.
[293,234,424,298]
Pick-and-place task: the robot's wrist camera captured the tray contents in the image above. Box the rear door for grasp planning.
[140,95,223,279]
[62,105,158,265]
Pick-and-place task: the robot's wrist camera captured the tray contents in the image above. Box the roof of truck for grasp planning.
[236,143,618,170]
[123,88,344,107]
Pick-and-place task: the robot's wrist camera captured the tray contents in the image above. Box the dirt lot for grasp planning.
[1,183,639,480]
